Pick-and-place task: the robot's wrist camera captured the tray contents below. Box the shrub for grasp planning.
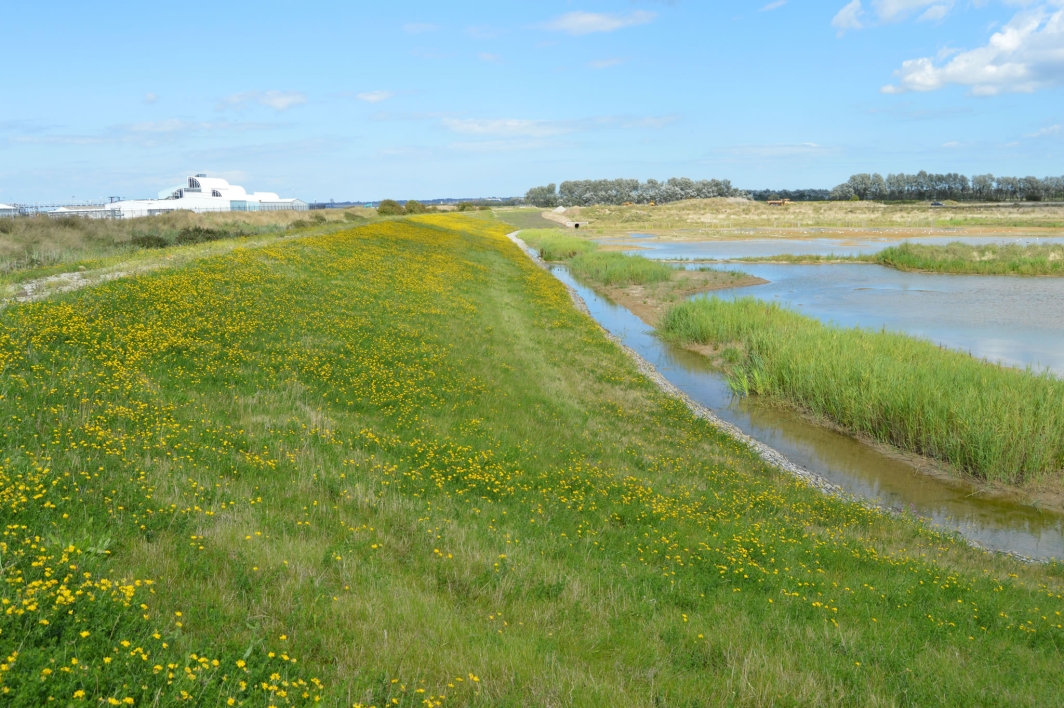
[343,211,367,223]
[312,213,327,224]
[175,226,227,245]
[130,234,168,249]
[404,200,428,214]
[289,219,312,229]
[377,200,406,216]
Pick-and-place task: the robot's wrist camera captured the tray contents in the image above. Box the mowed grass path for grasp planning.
[1,215,1062,706]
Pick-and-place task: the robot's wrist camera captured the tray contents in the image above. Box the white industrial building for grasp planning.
[0,203,17,217]
[51,174,307,219]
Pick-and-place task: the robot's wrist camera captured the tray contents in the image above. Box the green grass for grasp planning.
[518,229,677,287]
[569,251,676,287]
[660,296,1064,485]
[517,228,597,261]
[875,241,1064,275]
[2,214,1063,706]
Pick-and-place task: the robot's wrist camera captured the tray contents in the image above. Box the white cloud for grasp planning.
[620,116,678,129]
[1026,124,1062,137]
[542,10,656,36]
[442,118,574,138]
[874,0,952,23]
[588,58,624,69]
[403,23,438,34]
[357,90,395,103]
[832,1,865,33]
[144,92,158,104]
[832,0,956,32]
[218,90,307,112]
[479,52,502,63]
[881,5,1064,95]
[760,0,787,10]
[918,4,951,22]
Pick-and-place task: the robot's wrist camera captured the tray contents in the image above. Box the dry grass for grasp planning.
[575,198,1064,236]
[0,208,377,276]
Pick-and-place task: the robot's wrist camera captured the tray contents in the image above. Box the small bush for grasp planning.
[456,202,475,212]
[312,213,327,224]
[289,219,312,230]
[175,226,225,245]
[404,200,428,214]
[343,212,367,223]
[377,200,406,216]
[130,234,169,249]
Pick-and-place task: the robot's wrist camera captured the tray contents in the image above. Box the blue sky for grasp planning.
[2,1,1062,202]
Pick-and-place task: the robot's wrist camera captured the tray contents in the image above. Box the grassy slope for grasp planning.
[660,297,1064,486]
[2,215,1063,706]
[0,208,374,284]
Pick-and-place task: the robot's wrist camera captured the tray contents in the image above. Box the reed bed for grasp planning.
[660,296,1064,484]
[876,241,1064,275]
[569,251,675,286]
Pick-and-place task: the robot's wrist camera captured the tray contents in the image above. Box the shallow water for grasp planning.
[550,265,1064,561]
[614,234,1064,260]
[607,236,1064,375]
[703,263,1064,375]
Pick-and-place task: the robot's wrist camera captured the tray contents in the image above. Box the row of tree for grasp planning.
[525,178,742,207]
[748,189,831,202]
[830,172,1064,202]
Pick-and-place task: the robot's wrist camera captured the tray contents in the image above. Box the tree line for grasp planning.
[830,172,1064,202]
[525,178,743,207]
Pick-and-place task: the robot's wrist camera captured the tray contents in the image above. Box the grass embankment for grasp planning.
[661,296,1064,486]
[719,241,1064,276]
[0,208,374,284]
[2,214,1063,706]
[575,199,1064,235]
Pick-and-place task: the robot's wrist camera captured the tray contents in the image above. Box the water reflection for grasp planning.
[549,265,1064,561]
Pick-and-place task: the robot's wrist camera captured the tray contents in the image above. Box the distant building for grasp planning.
[52,174,307,219]
[0,203,17,218]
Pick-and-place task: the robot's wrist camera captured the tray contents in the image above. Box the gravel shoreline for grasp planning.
[506,231,1045,565]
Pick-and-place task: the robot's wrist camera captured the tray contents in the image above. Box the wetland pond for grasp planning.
[548,259,1064,561]
[620,235,1064,375]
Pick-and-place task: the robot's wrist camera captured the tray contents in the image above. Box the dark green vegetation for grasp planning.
[660,296,1064,486]
[2,215,1062,706]
[831,172,1064,202]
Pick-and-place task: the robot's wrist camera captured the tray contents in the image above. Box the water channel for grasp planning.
[548,264,1064,561]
